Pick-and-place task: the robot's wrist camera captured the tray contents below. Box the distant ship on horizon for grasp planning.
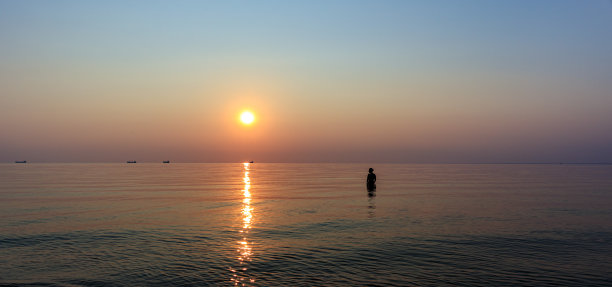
[15,160,27,163]
[126,161,137,163]
[163,161,170,163]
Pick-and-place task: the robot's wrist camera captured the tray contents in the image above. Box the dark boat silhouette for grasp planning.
[15,160,27,163]
[163,161,170,163]
[249,161,254,163]
[126,161,137,163]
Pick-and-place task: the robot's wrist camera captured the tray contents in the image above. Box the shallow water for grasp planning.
[1,163,611,286]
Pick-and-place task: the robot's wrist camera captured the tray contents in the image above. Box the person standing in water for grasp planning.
[367,168,376,191]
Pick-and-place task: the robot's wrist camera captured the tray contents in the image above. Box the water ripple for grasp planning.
[1,163,612,286]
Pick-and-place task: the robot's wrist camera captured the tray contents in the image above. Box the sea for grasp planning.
[1,163,611,286]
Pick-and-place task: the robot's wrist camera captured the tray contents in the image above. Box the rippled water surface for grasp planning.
[1,163,612,286]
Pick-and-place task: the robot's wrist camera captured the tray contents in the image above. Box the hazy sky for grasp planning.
[1,0,611,163]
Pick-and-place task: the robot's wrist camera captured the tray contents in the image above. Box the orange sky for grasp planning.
[1,1,611,163]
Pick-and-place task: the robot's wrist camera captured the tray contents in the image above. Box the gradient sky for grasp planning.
[1,0,611,163]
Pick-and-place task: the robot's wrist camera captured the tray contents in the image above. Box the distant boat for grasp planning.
[15,160,27,163]
[126,161,137,163]
[249,161,254,163]
[163,161,170,163]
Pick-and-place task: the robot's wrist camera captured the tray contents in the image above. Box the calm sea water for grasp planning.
[1,163,611,286]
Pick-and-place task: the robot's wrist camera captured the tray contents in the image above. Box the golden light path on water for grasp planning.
[230,162,255,286]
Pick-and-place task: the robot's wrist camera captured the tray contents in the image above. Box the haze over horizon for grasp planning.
[1,1,611,163]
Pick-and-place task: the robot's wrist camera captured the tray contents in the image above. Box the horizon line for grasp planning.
[4,161,612,165]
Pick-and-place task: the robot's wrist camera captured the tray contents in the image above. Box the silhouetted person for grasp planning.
[367,168,376,191]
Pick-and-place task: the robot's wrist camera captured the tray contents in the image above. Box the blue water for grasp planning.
[1,163,611,286]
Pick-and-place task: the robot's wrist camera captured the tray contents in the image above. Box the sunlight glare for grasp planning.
[240,111,255,125]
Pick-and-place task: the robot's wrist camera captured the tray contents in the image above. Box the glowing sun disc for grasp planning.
[240,111,255,125]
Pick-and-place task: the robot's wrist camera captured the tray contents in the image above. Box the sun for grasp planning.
[240,111,255,125]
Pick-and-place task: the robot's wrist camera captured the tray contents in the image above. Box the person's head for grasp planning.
[368,168,374,173]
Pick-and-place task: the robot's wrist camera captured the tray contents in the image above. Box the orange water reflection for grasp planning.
[230,162,255,286]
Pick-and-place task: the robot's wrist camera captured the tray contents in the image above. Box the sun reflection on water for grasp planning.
[230,162,255,286]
